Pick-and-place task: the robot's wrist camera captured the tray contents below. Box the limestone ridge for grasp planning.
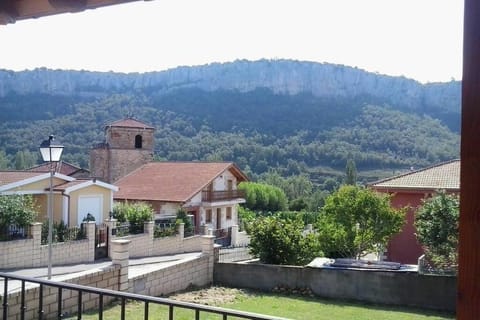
[0,59,460,113]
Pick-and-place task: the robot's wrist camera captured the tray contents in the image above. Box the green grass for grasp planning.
[66,288,455,320]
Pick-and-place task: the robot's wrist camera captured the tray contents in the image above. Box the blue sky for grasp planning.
[0,0,464,83]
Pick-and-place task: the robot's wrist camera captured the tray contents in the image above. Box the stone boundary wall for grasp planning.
[110,222,204,258]
[2,236,216,320]
[3,264,121,320]
[129,236,215,297]
[0,222,95,270]
[214,263,456,313]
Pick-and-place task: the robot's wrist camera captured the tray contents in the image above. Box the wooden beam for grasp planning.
[458,0,480,318]
[0,1,18,25]
[0,0,145,25]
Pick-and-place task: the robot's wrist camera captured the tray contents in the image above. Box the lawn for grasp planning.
[67,287,455,320]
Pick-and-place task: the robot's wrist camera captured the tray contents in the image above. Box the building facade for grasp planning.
[90,118,155,183]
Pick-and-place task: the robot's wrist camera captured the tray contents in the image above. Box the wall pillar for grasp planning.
[230,225,239,246]
[177,223,184,241]
[30,222,42,267]
[111,239,130,292]
[200,224,209,235]
[104,218,117,258]
[83,221,96,262]
[144,221,154,234]
[201,235,215,283]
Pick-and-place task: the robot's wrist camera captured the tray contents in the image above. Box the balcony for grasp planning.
[202,190,245,202]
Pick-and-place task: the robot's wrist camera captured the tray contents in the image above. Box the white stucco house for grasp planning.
[113,162,248,234]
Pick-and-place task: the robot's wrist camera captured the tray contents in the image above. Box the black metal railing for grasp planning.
[41,224,86,245]
[202,190,246,202]
[0,225,31,241]
[0,272,289,320]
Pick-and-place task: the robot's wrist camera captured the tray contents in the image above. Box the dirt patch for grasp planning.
[169,286,251,306]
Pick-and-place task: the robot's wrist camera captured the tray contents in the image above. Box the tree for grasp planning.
[238,182,287,212]
[0,195,38,238]
[345,157,357,185]
[248,214,322,265]
[415,191,459,271]
[317,185,405,259]
[0,150,10,169]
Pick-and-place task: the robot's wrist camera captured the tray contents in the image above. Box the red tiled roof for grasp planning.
[28,161,89,176]
[106,118,154,130]
[0,171,46,187]
[370,159,460,191]
[114,162,248,202]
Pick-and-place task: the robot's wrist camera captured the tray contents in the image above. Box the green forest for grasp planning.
[0,61,461,189]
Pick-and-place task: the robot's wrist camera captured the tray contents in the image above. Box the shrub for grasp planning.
[317,185,405,259]
[112,202,154,234]
[248,214,322,265]
[415,191,459,272]
[0,194,38,230]
[176,209,194,236]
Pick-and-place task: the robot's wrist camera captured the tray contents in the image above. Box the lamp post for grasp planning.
[39,135,64,279]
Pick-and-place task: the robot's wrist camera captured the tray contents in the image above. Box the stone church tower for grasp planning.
[90,118,155,183]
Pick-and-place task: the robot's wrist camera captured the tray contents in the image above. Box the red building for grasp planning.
[370,160,460,264]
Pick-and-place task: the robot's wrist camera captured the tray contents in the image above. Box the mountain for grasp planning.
[0,59,461,183]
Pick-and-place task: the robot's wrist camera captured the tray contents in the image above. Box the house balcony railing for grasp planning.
[202,190,245,202]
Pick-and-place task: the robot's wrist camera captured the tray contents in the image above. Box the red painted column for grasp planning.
[458,0,480,318]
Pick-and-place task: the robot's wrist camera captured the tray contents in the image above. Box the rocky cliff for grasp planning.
[0,59,461,114]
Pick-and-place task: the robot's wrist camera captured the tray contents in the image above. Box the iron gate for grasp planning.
[95,223,109,260]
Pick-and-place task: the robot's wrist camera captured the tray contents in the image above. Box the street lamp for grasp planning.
[39,135,64,279]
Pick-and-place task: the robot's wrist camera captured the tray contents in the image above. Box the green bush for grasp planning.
[176,209,194,236]
[415,191,458,272]
[0,195,38,231]
[248,214,322,265]
[112,202,154,234]
[317,185,405,259]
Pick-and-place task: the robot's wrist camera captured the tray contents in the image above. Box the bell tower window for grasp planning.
[135,135,142,149]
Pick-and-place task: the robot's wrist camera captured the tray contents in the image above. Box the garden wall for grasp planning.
[0,222,95,270]
[214,262,456,312]
[110,222,204,258]
[1,237,216,320]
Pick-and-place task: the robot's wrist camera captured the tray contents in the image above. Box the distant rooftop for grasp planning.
[369,159,460,191]
[28,161,89,177]
[106,118,154,130]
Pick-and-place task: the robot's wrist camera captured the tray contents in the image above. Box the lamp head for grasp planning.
[39,135,64,162]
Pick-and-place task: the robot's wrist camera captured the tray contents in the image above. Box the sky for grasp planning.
[0,0,464,83]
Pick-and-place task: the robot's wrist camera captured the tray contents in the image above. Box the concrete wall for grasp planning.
[214,263,456,312]
[0,222,95,269]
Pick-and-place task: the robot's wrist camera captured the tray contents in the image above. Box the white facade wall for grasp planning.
[157,203,180,217]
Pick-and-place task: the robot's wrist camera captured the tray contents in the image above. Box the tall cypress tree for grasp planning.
[345,157,357,185]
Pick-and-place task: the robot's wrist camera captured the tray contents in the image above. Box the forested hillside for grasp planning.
[0,59,461,184]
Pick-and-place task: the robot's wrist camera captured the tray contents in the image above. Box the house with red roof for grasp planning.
[114,161,248,235]
[28,160,90,178]
[369,159,460,264]
[0,170,118,226]
[90,118,249,236]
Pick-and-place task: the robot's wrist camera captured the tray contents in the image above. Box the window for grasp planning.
[135,135,142,148]
[226,207,232,220]
[206,209,212,223]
